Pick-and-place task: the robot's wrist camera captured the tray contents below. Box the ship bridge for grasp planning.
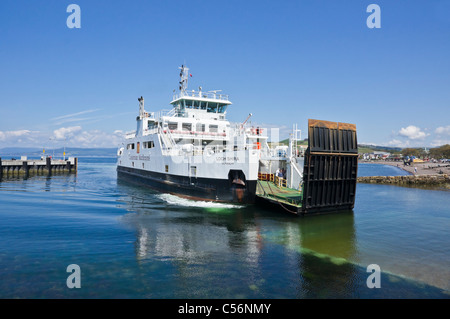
[169,65,232,121]
[170,90,231,120]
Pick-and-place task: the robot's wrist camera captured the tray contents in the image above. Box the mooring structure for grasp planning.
[0,157,78,178]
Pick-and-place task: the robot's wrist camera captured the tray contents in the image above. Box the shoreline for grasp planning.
[359,160,450,176]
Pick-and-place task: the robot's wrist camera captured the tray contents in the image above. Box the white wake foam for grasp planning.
[157,193,244,209]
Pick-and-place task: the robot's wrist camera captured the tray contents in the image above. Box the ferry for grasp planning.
[117,65,283,203]
[117,65,358,214]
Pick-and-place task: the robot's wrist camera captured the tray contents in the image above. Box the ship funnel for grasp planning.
[138,96,145,117]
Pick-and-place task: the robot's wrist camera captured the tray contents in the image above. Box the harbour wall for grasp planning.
[357,174,449,187]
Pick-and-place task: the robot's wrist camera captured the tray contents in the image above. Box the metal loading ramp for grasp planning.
[301,119,358,214]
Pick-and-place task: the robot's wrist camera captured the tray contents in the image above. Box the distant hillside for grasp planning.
[0,147,42,155]
[357,144,402,154]
[278,139,308,146]
[275,141,402,154]
[0,147,117,158]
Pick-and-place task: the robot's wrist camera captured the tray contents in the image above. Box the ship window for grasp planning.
[196,123,205,132]
[143,141,154,149]
[184,100,193,109]
[193,100,200,109]
[182,123,192,131]
[218,104,228,113]
[165,165,169,173]
[209,125,218,133]
[168,122,178,130]
[200,101,207,110]
[207,102,218,113]
[127,143,135,150]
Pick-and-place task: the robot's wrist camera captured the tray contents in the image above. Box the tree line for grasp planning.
[401,144,450,159]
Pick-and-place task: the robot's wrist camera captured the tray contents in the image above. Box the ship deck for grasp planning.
[255,180,303,214]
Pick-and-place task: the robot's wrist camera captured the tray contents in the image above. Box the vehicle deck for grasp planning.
[255,180,303,214]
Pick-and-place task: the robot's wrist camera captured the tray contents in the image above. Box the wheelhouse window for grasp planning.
[218,104,228,113]
[192,100,200,109]
[184,100,193,109]
[207,102,218,113]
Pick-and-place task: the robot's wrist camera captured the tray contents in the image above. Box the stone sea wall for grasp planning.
[357,174,450,187]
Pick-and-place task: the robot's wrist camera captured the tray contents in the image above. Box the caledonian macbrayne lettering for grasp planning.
[129,155,150,161]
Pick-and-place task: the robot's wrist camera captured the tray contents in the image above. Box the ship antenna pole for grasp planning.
[178,64,189,94]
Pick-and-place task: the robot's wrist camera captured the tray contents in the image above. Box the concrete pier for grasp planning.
[0,157,77,177]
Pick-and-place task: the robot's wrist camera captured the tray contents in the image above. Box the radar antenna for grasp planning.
[178,65,189,93]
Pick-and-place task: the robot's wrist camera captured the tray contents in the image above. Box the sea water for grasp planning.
[0,158,448,298]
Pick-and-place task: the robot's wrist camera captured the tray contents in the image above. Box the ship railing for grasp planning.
[172,90,229,102]
[167,129,228,140]
[274,176,288,188]
[125,131,136,138]
[229,123,268,137]
[166,108,176,117]
[158,126,176,152]
[143,127,158,135]
[159,143,265,158]
[154,109,177,120]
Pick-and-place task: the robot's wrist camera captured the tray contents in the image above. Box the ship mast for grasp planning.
[178,65,189,93]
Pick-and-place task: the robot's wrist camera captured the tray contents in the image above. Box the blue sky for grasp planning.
[1,0,449,149]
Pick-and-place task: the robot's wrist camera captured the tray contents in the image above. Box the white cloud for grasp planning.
[435,125,450,136]
[387,139,407,147]
[398,125,429,140]
[0,130,31,141]
[69,129,124,148]
[431,139,450,147]
[0,127,124,149]
[53,126,82,140]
